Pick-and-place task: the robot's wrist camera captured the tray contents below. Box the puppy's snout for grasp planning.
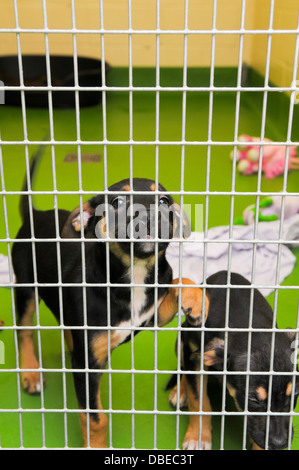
[250,416,291,450]
[268,417,291,450]
[268,436,288,450]
[185,308,202,326]
[140,218,153,239]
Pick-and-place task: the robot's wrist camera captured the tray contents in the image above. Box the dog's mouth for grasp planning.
[116,219,171,257]
[99,204,176,257]
[185,309,202,326]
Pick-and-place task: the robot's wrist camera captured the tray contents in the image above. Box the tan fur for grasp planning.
[72,202,92,232]
[158,278,209,327]
[109,242,131,266]
[61,201,94,238]
[79,384,108,448]
[91,331,122,366]
[286,382,292,396]
[227,383,237,399]
[203,350,217,367]
[251,438,264,450]
[64,330,74,352]
[158,287,178,327]
[97,216,107,236]
[169,374,188,408]
[183,374,212,450]
[256,386,267,401]
[18,298,42,393]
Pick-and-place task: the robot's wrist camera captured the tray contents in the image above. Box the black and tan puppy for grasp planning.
[12,153,209,448]
[168,271,299,450]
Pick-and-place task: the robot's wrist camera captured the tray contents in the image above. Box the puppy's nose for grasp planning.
[185,308,202,325]
[268,436,288,450]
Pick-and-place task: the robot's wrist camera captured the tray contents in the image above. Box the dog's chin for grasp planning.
[137,242,171,261]
[138,240,156,253]
[134,238,158,258]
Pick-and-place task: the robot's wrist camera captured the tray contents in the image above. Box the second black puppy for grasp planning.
[12,154,209,448]
[168,271,299,450]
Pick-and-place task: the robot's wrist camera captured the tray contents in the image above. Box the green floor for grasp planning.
[0,67,298,449]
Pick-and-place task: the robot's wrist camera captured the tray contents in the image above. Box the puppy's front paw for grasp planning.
[183,431,212,450]
[168,385,188,409]
[21,371,44,394]
[180,286,209,326]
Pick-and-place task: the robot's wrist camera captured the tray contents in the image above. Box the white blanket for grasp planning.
[166,214,299,297]
[0,254,13,284]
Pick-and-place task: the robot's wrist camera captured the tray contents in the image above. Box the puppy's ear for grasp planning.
[173,202,191,239]
[189,337,226,367]
[203,338,226,366]
[61,201,95,238]
[286,327,296,342]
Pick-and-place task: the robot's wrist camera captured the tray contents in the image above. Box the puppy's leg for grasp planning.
[72,360,108,448]
[64,330,73,352]
[158,278,209,327]
[16,289,42,394]
[168,335,188,408]
[169,374,188,409]
[183,373,212,450]
[79,375,108,448]
[72,329,115,448]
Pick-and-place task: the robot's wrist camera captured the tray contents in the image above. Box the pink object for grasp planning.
[231,135,299,178]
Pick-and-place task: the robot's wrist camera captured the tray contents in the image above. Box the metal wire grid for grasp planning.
[0,0,298,450]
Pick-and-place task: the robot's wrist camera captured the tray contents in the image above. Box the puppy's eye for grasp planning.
[159,196,170,206]
[111,196,126,209]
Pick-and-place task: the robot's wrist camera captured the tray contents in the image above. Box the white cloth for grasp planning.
[0,254,12,284]
[166,214,299,297]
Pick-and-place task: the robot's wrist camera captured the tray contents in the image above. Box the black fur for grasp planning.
[175,271,299,450]
[12,152,191,446]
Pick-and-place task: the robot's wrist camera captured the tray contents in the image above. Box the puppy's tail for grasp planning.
[20,140,48,221]
[165,373,179,391]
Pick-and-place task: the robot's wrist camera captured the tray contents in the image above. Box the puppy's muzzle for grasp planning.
[185,308,202,326]
[130,210,171,241]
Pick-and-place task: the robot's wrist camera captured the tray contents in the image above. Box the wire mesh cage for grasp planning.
[0,0,298,451]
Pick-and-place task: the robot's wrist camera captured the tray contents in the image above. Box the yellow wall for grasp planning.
[0,0,297,87]
[248,0,299,87]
